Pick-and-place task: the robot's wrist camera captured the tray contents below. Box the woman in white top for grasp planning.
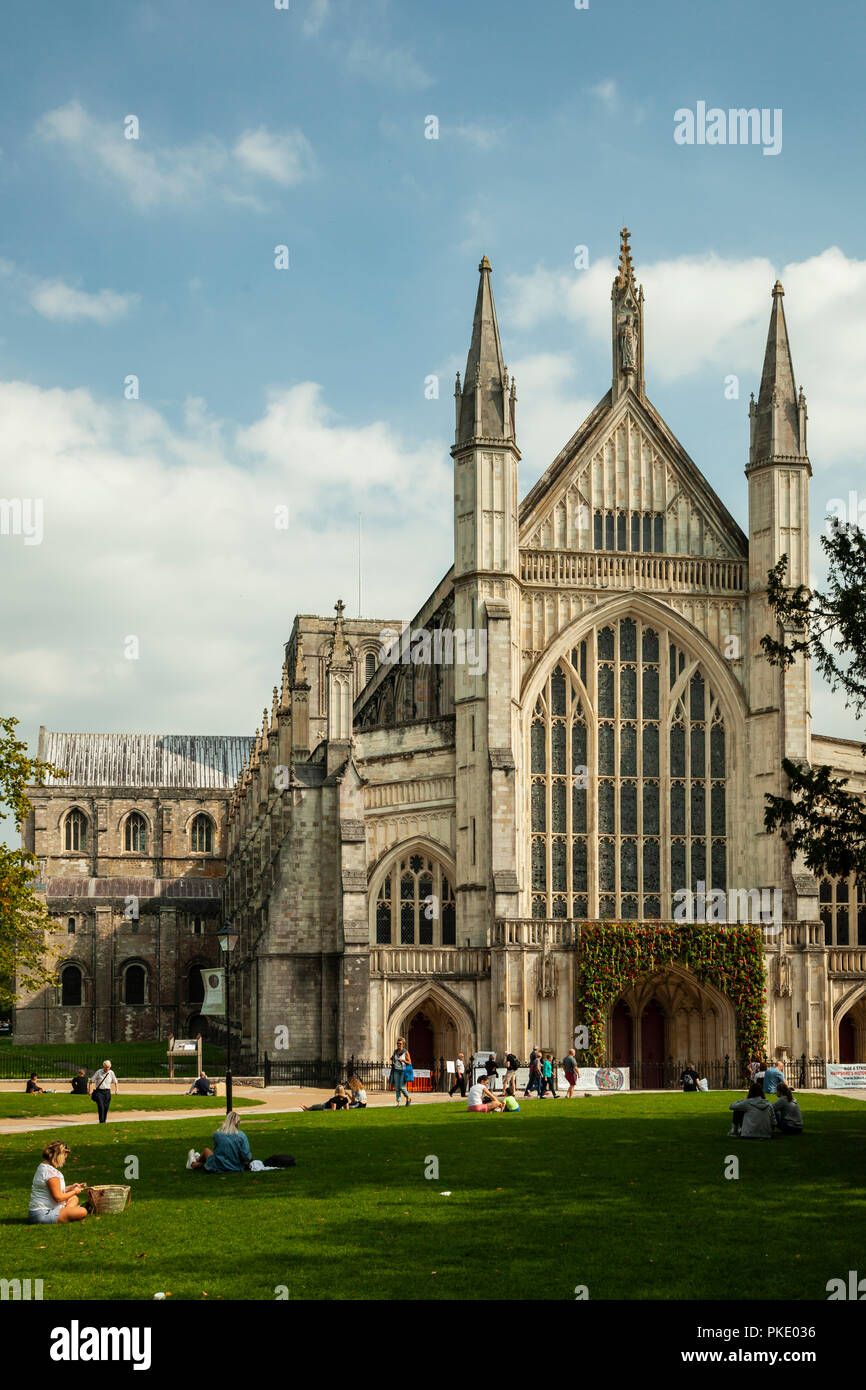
[347,1077,367,1108]
[29,1140,88,1224]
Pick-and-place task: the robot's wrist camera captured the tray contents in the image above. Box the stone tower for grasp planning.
[451,257,522,944]
[745,281,817,929]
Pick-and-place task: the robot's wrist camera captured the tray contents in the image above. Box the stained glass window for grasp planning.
[374,857,456,947]
[819,874,866,945]
[528,619,727,919]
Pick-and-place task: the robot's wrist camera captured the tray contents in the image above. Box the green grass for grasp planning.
[1,1091,864,1301]
[0,1039,226,1079]
[0,1093,262,1119]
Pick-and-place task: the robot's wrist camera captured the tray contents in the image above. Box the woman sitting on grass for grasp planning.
[28,1141,88,1224]
[26,1073,52,1094]
[773,1082,804,1135]
[190,1112,252,1172]
[347,1078,367,1108]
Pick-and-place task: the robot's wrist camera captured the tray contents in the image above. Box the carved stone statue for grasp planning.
[540,940,557,998]
[620,315,637,370]
[776,949,791,998]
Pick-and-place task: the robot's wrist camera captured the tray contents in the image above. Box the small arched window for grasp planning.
[64,809,87,852]
[61,965,82,1006]
[67,916,76,934]
[124,812,148,853]
[123,963,146,1006]
[365,652,376,683]
[192,915,204,935]
[190,814,214,854]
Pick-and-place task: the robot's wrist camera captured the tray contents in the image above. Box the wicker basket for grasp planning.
[87,1184,132,1215]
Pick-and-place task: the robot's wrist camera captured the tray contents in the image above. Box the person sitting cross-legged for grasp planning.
[28,1141,89,1224]
[186,1071,215,1096]
[466,1077,503,1112]
[728,1081,776,1139]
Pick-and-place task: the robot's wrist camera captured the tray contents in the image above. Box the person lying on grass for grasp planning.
[189,1112,252,1172]
[28,1141,88,1224]
[467,1078,504,1112]
[728,1081,776,1139]
[302,1085,350,1112]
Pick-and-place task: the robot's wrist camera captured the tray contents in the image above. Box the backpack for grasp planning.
[506,1053,520,1069]
[263,1154,296,1168]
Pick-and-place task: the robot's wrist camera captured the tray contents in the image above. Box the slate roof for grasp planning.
[38,732,252,789]
[45,877,224,901]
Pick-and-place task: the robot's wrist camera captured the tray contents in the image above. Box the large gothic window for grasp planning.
[374,855,456,946]
[190,814,214,854]
[64,809,87,852]
[530,617,727,921]
[124,812,148,853]
[820,876,866,946]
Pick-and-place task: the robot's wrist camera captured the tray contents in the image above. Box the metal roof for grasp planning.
[39,733,252,789]
[46,877,224,901]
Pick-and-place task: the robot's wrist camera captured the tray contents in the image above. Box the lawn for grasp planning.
[0,1093,262,1119]
[1,1091,864,1301]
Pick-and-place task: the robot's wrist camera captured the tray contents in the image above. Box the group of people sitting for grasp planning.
[467,1078,521,1113]
[728,1065,804,1139]
[449,1047,585,1101]
[186,1071,217,1096]
[301,1078,367,1111]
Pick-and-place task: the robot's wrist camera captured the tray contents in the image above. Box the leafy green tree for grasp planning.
[0,716,67,1010]
[761,520,866,880]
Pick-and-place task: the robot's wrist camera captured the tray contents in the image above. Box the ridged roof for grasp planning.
[45,877,224,900]
[38,733,252,789]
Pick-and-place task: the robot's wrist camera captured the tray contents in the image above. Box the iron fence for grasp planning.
[625,1056,828,1091]
[263,1055,447,1092]
[0,1044,226,1081]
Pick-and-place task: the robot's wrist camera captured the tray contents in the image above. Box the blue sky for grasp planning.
[0,0,864,786]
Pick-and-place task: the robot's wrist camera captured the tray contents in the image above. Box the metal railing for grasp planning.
[625,1055,828,1091]
[263,1055,446,1092]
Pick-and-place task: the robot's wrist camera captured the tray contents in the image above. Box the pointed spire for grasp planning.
[751,280,803,462]
[270,686,279,733]
[611,227,645,400]
[260,709,269,754]
[328,598,352,671]
[279,661,291,713]
[454,255,514,448]
[251,728,261,770]
[291,634,308,690]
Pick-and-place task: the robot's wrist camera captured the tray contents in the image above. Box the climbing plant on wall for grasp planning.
[576,923,767,1066]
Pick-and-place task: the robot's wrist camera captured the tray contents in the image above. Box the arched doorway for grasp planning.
[611,1001,632,1067]
[641,999,665,1088]
[839,1016,855,1063]
[407,1012,434,1069]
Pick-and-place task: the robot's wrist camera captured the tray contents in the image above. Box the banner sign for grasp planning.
[826,1062,866,1088]
[199,968,226,1016]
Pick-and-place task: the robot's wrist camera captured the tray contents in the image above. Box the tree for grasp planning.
[0,716,67,1010]
[761,520,866,881]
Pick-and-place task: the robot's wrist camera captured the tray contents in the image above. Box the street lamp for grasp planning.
[217,921,238,1113]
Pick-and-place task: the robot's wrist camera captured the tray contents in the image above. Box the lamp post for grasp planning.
[217,922,238,1114]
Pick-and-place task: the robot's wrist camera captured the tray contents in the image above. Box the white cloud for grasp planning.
[345,37,433,91]
[0,378,451,756]
[35,101,315,209]
[29,280,139,324]
[303,0,331,36]
[448,122,504,151]
[590,79,619,111]
[504,246,866,469]
[233,127,316,186]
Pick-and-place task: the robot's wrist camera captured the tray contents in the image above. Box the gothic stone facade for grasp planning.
[20,233,866,1069]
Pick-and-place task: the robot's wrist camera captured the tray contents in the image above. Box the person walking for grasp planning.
[562,1048,578,1098]
[525,1046,543,1098]
[503,1051,520,1096]
[89,1060,118,1123]
[449,1052,466,1098]
[540,1053,557,1098]
[390,1037,412,1107]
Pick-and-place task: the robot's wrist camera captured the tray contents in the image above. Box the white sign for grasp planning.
[199,968,225,1016]
[826,1062,866,1089]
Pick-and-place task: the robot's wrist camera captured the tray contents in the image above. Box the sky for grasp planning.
[1,0,864,807]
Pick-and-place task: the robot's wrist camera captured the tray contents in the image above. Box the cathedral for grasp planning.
[18,232,866,1076]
